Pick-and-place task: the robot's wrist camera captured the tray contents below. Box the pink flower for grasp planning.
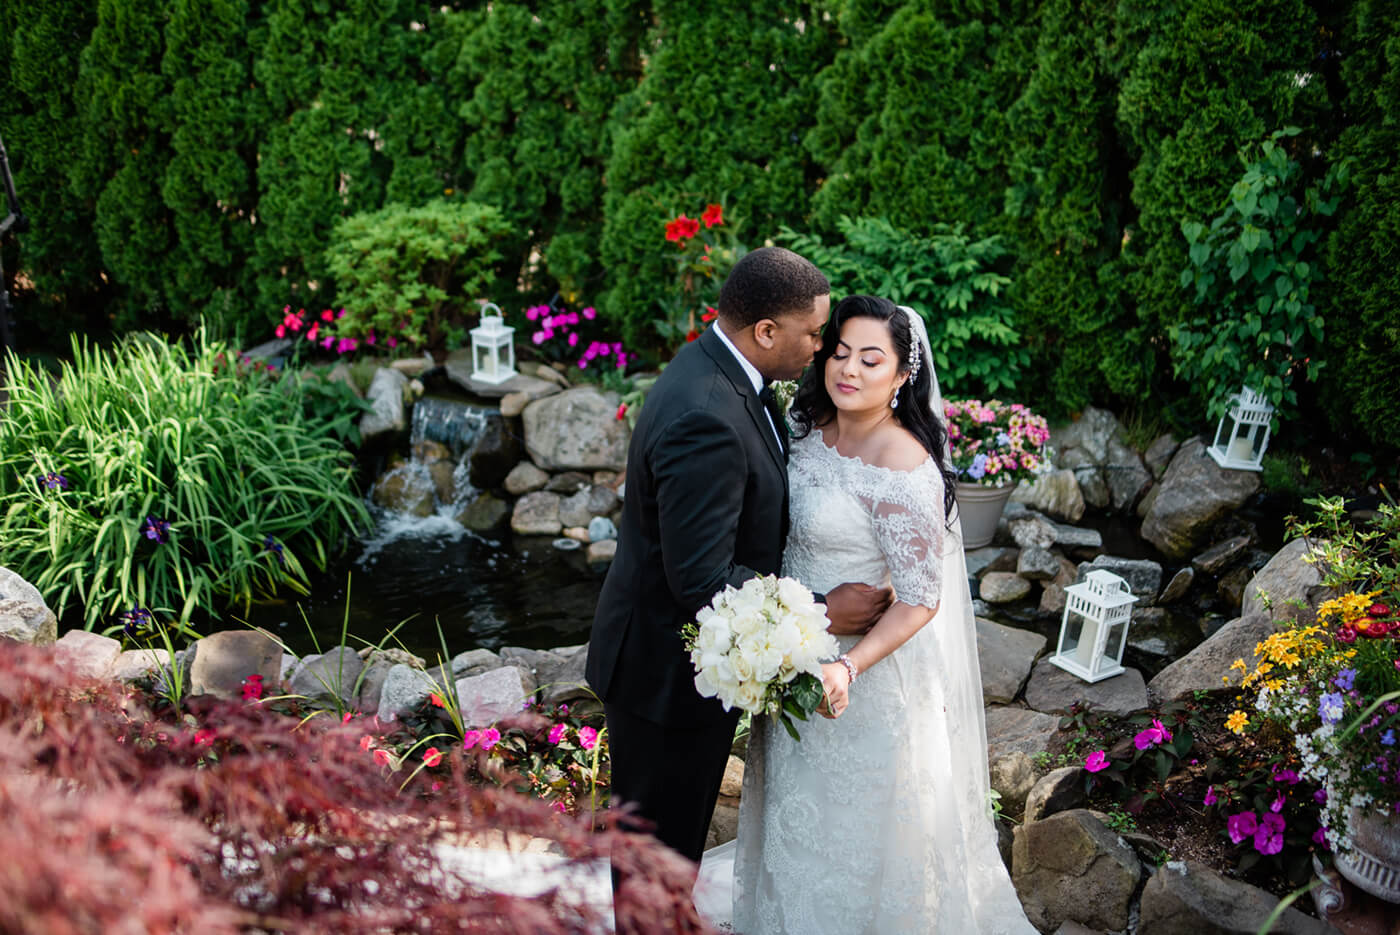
[480,728,501,750]
[1203,786,1218,806]
[275,324,286,338]
[321,309,334,323]
[1084,750,1110,773]
[1312,826,1330,849]
[373,748,393,766]
[582,307,596,320]
[532,332,546,345]
[321,336,334,349]
[548,723,567,745]
[1254,813,1285,855]
[360,735,374,751]
[578,726,599,751]
[1227,811,1258,844]
[568,333,579,347]
[387,337,398,349]
[1133,718,1173,750]
[616,403,628,421]
[462,729,481,750]
[336,308,346,319]
[1271,791,1286,813]
[194,728,216,746]
[240,674,264,701]
[423,747,442,767]
[552,801,567,813]
[306,322,319,342]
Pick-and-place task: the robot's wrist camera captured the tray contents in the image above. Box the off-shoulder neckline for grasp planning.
[798,428,939,478]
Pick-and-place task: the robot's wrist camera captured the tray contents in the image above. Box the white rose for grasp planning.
[729,647,757,683]
[730,610,765,640]
[776,577,813,612]
[694,669,720,699]
[696,617,732,654]
[733,679,766,713]
[770,618,802,656]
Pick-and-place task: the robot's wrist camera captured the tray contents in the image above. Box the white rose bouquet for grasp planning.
[683,574,839,740]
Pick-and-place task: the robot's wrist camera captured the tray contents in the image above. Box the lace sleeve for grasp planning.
[869,465,946,609]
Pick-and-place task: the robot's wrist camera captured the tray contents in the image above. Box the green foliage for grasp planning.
[0,333,370,630]
[779,216,1027,395]
[1319,0,1400,449]
[1172,129,1345,421]
[321,199,513,352]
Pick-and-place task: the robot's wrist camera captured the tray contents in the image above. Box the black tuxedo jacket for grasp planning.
[586,325,789,728]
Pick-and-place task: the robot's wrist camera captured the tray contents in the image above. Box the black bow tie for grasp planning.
[758,385,789,457]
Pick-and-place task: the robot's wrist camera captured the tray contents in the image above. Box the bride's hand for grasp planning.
[818,662,851,718]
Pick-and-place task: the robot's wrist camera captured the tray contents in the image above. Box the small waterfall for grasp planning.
[411,397,489,458]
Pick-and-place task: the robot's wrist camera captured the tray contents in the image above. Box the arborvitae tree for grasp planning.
[598,0,836,347]
[1003,0,1133,412]
[1111,0,1327,404]
[72,0,177,329]
[161,0,261,334]
[249,0,436,326]
[1321,0,1400,448]
[0,0,106,344]
[453,0,644,305]
[805,0,1037,239]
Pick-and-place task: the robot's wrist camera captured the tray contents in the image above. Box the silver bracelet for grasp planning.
[837,654,858,685]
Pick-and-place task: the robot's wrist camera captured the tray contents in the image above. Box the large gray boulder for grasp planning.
[377,663,435,719]
[52,630,123,679]
[0,567,57,645]
[511,491,563,536]
[1147,613,1277,701]
[456,665,535,727]
[989,751,1038,819]
[1241,537,1327,625]
[522,387,630,472]
[1024,657,1148,717]
[359,367,410,444]
[1012,809,1142,933]
[110,647,171,682]
[985,706,1062,761]
[977,619,1047,704]
[1076,555,1163,603]
[290,646,364,708]
[189,630,284,699]
[980,572,1032,603]
[1137,860,1334,935]
[1011,469,1087,523]
[1051,408,1151,513]
[1023,766,1088,823]
[499,644,590,707]
[467,411,525,490]
[1140,437,1261,559]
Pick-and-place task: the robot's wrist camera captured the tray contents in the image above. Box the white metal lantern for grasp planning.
[469,303,516,385]
[1050,569,1138,683]
[1206,385,1273,472]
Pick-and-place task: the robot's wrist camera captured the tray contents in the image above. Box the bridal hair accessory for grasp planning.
[902,307,923,384]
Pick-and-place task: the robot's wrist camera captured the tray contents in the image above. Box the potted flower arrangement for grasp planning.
[1225,496,1400,903]
[942,399,1051,548]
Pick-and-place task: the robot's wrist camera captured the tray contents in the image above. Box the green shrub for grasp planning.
[321,199,513,353]
[1172,129,1344,421]
[779,216,1027,396]
[0,333,369,630]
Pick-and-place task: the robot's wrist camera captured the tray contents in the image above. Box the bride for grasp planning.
[704,295,1036,934]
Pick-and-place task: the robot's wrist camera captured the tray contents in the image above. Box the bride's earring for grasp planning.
[890,389,900,409]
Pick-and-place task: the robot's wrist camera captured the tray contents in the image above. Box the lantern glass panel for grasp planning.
[1103,618,1129,668]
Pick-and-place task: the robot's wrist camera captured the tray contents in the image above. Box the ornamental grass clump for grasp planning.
[942,399,1051,487]
[0,333,370,629]
[0,644,705,933]
[1224,495,1400,856]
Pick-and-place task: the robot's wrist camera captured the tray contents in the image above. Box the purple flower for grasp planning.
[1084,750,1110,773]
[582,307,596,320]
[1319,691,1346,726]
[38,472,71,491]
[1203,786,1218,806]
[1271,791,1286,813]
[141,516,171,544]
[263,535,286,567]
[1313,787,1327,805]
[1333,668,1357,691]
[967,452,989,480]
[118,606,153,638]
[1382,730,1396,747]
[1134,718,1174,750]
[1272,768,1300,785]
[1254,813,1285,855]
[1227,811,1258,844]
[1313,826,1330,850]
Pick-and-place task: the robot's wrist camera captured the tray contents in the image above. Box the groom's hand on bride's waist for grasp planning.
[822,582,892,635]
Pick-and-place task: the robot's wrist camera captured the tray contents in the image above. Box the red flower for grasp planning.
[665,214,700,242]
[615,403,628,421]
[1368,603,1391,617]
[1336,626,1358,644]
[423,747,443,768]
[320,309,334,323]
[240,674,264,701]
[701,203,724,228]
[686,329,700,343]
[193,728,216,746]
[430,693,445,709]
[701,306,718,323]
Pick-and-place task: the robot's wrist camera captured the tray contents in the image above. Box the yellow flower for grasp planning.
[1318,590,1382,626]
[1230,658,1248,673]
[1225,711,1250,734]
[1264,678,1284,691]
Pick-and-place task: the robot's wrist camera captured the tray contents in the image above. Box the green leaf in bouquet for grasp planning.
[778,710,803,742]
[788,672,825,717]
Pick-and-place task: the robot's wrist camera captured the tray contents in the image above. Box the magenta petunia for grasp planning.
[1227,811,1258,844]
[1084,750,1110,773]
[1254,813,1285,855]
[548,723,567,745]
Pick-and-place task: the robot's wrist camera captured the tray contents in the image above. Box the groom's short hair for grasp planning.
[718,247,830,329]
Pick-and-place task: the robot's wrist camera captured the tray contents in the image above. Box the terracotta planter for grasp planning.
[954,482,1015,550]
[1335,806,1400,903]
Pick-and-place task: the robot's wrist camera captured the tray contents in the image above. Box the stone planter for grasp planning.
[1335,806,1400,903]
[955,481,1015,550]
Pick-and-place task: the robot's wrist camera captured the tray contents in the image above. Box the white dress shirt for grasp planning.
[712,323,784,450]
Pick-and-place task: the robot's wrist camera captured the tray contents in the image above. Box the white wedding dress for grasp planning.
[699,429,1036,935]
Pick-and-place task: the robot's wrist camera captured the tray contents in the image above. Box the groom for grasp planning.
[587,247,891,868]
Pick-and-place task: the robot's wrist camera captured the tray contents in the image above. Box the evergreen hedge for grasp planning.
[1,0,1397,448]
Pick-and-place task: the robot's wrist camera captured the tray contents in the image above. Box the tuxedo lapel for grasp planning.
[697,327,788,477]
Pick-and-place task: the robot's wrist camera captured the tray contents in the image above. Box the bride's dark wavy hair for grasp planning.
[790,294,958,524]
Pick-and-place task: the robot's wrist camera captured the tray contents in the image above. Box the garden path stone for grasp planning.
[1024,657,1148,717]
[499,391,530,418]
[1242,537,1327,626]
[980,572,1032,603]
[503,462,550,495]
[1140,437,1260,559]
[1023,766,1088,823]
[985,706,1062,761]
[111,648,170,682]
[585,484,618,517]
[1191,535,1252,575]
[1147,612,1278,702]
[360,367,409,444]
[511,491,562,536]
[1011,808,1140,933]
[0,567,57,646]
[1018,546,1062,581]
[456,666,535,728]
[988,751,1037,818]
[1076,555,1162,603]
[52,630,122,679]
[977,618,1046,704]
[1137,860,1333,935]
[523,387,630,472]
[291,646,363,708]
[1011,469,1087,523]
[1157,567,1195,604]
[189,630,282,699]
[545,471,591,494]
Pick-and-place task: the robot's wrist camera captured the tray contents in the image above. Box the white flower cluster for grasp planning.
[689,574,839,715]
